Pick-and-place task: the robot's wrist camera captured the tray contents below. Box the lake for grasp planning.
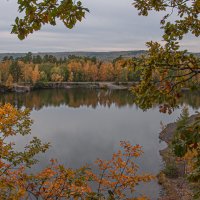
[1,88,200,199]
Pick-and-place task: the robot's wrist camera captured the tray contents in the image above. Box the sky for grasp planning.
[0,0,199,53]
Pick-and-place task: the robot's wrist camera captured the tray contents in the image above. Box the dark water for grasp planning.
[1,89,200,199]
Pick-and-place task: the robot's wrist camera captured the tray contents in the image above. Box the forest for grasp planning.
[1,52,199,92]
[0,53,140,87]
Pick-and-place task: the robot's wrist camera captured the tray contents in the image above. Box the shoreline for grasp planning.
[158,114,199,200]
[0,82,135,93]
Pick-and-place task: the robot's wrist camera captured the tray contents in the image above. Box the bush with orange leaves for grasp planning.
[0,103,154,199]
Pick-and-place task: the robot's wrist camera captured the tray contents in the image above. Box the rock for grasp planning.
[159,114,199,144]
[12,85,31,93]
[0,82,135,94]
[0,85,10,93]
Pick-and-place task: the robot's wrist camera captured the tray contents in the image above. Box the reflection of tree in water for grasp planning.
[0,89,199,110]
[178,91,200,110]
[0,89,135,110]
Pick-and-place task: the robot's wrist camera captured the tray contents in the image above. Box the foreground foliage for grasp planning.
[172,108,200,198]
[0,103,153,199]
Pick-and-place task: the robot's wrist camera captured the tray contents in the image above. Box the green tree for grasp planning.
[171,108,200,198]
[11,0,89,40]
[60,64,69,81]
[39,63,55,81]
[50,66,64,82]
[9,61,22,83]
[33,55,43,64]
[24,52,33,63]
[40,70,48,82]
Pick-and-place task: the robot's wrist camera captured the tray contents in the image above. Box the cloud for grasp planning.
[0,0,199,52]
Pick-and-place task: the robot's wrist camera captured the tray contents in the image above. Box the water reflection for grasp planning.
[0,88,136,109]
[1,88,200,110]
[180,91,200,110]
[1,89,200,199]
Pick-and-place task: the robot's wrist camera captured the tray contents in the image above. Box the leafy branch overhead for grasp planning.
[131,42,200,113]
[131,0,200,112]
[133,0,200,50]
[12,0,89,40]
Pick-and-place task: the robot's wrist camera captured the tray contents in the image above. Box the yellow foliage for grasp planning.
[31,65,40,84]
[51,73,64,82]
[6,74,14,88]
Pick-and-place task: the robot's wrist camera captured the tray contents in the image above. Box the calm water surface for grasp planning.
[1,89,200,199]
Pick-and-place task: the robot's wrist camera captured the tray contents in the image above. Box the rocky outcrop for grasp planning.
[40,82,100,89]
[158,114,199,200]
[0,84,31,93]
[0,82,135,94]
[0,85,10,93]
[12,85,31,93]
[41,82,133,90]
[159,114,199,144]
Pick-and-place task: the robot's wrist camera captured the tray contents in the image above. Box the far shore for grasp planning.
[1,82,199,94]
[0,82,136,93]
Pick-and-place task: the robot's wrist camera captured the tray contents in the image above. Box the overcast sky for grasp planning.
[0,0,199,53]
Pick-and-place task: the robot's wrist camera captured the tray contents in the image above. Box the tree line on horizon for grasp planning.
[0,53,140,87]
[1,52,199,90]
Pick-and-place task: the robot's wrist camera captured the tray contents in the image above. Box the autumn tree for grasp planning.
[82,60,98,81]
[51,66,64,82]
[67,59,84,81]
[68,71,74,82]
[0,103,50,199]
[19,62,34,83]
[0,60,11,84]
[99,62,114,81]
[5,74,14,88]
[31,65,40,84]
[113,59,129,82]
[87,62,98,81]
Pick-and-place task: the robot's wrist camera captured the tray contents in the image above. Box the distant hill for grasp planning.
[0,50,199,61]
[0,51,146,61]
